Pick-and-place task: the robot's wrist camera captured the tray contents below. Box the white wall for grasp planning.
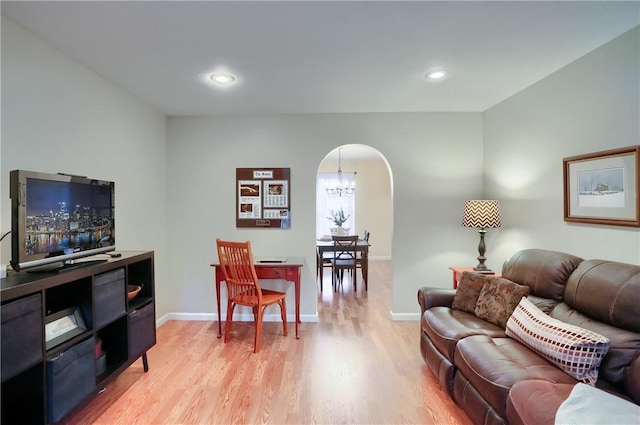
[166,113,484,320]
[484,26,640,265]
[0,19,171,317]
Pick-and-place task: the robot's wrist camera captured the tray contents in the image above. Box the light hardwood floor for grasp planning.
[68,261,473,425]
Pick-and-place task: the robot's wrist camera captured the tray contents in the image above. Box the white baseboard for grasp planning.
[158,311,414,326]
[158,311,319,326]
[389,311,421,321]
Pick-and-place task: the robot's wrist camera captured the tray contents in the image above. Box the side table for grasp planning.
[449,266,498,289]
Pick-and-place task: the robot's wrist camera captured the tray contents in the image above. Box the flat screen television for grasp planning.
[10,170,115,272]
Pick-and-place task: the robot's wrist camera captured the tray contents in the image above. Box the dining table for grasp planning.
[316,237,370,287]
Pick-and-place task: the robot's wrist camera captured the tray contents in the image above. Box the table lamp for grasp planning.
[462,200,501,271]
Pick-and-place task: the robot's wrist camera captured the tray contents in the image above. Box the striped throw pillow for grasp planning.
[506,297,610,385]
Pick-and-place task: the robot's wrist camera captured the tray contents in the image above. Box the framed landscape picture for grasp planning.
[563,145,640,227]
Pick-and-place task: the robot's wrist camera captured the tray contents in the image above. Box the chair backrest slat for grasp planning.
[216,239,262,302]
[332,235,358,260]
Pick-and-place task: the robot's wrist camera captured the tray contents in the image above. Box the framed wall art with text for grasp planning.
[236,168,291,229]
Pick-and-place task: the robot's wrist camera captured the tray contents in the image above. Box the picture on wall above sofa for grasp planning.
[563,145,640,227]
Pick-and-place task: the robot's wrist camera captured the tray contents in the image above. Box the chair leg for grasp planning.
[254,306,264,353]
[353,266,357,291]
[316,256,321,292]
[332,267,337,292]
[224,302,235,343]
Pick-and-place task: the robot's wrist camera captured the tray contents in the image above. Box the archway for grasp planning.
[315,144,393,295]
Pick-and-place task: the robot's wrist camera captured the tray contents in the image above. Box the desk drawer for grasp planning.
[258,267,291,279]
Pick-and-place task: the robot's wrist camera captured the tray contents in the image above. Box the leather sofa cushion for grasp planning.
[422,307,505,361]
[564,259,640,333]
[526,294,558,314]
[455,335,577,419]
[501,249,583,300]
[506,380,573,425]
[551,302,640,400]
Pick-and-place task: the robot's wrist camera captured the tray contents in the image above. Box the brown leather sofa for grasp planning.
[417,249,640,425]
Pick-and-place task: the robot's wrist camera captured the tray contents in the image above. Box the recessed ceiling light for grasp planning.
[426,70,447,80]
[210,73,236,84]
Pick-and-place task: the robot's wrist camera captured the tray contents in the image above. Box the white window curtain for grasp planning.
[316,172,356,237]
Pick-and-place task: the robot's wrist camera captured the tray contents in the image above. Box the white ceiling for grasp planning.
[2,1,639,117]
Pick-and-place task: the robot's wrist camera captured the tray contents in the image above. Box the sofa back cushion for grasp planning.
[551,303,640,404]
[563,260,640,333]
[552,259,640,404]
[501,249,583,301]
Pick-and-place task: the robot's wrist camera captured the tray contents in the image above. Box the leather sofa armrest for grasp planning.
[417,287,456,313]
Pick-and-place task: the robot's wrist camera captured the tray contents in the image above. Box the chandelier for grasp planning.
[325,147,356,197]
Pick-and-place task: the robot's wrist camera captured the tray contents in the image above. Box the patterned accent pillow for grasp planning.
[474,276,530,328]
[506,297,610,385]
[452,271,488,313]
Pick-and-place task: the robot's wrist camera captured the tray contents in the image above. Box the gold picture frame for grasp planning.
[563,145,640,227]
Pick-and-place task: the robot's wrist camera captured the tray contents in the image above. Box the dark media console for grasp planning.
[1,251,156,425]
[26,258,110,274]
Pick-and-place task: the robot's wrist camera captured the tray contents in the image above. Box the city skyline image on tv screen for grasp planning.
[25,178,114,256]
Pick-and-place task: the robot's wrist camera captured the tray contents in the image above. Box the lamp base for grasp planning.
[473,266,493,273]
[474,228,492,272]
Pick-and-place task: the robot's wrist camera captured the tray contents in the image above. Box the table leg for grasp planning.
[363,248,369,290]
[295,270,301,339]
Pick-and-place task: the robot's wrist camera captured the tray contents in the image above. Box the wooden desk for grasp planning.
[449,266,498,289]
[210,257,304,339]
[316,240,370,285]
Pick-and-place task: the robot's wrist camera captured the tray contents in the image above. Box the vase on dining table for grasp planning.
[332,226,346,236]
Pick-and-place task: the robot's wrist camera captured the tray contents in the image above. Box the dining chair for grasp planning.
[316,246,333,292]
[331,235,359,291]
[215,239,288,353]
[356,230,370,291]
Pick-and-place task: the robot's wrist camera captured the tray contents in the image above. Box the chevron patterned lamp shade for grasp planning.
[462,200,501,271]
[462,200,501,229]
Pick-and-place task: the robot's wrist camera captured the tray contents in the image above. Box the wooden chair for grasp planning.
[215,239,287,352]
[356,230,370,291]
[331,235,359,291]
[316,246,333,292]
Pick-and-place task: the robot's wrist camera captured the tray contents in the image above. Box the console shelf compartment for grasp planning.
[0,251,155,425]
[1,293,43,381]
